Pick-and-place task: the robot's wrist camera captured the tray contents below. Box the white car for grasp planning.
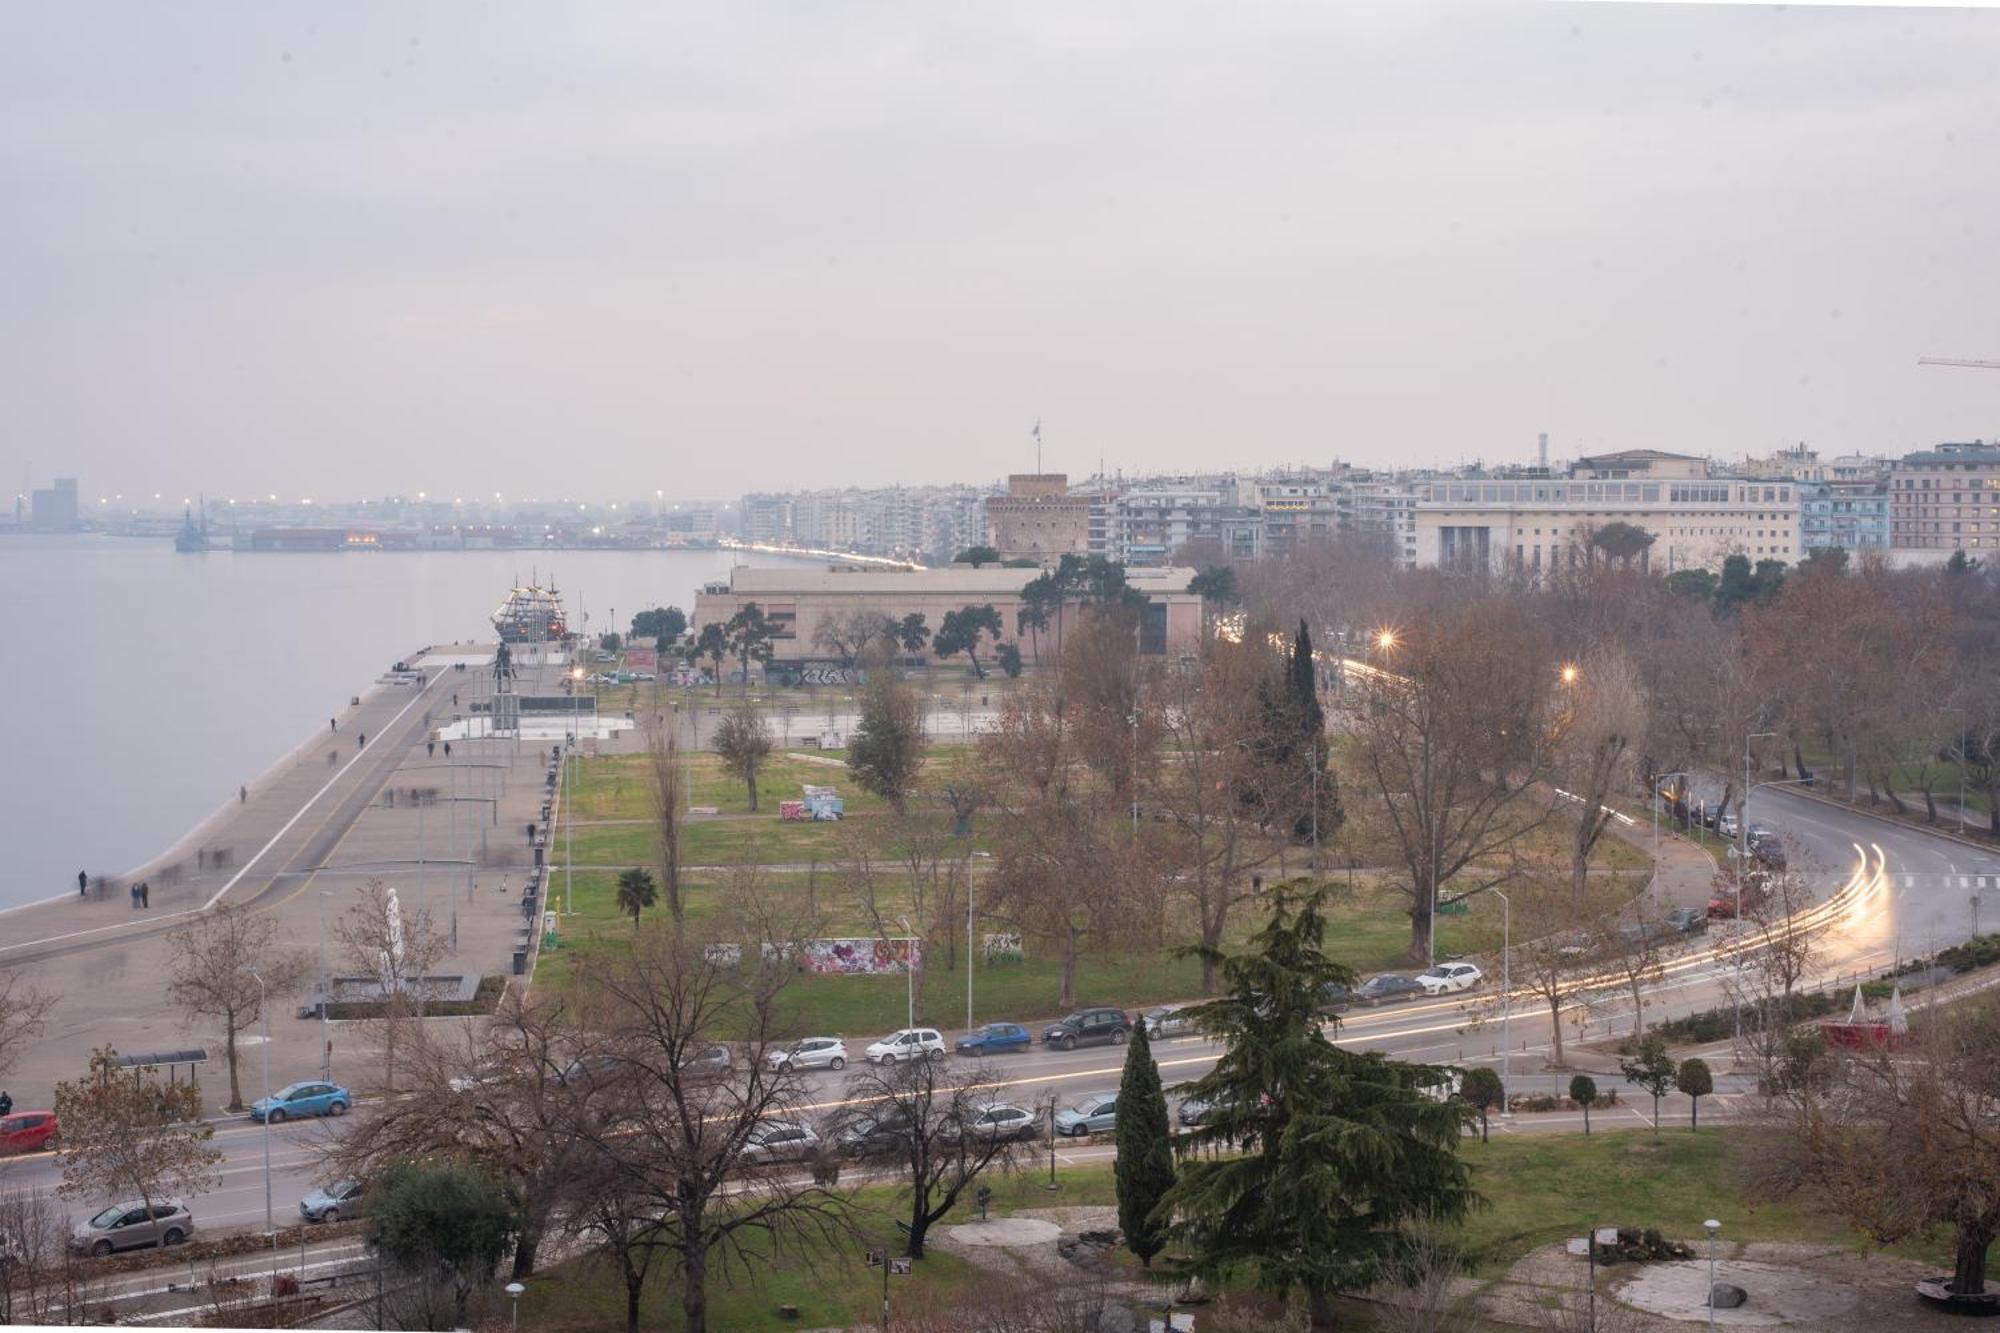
[1415,962,1483,996]
[766,1037,848,1072]
[864,1028,945,1065]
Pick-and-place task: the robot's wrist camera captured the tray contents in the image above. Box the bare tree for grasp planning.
[645,719,688,929]
[0,971,54,1080]
[1146,639,1289,992]
[811,608,897,669]
[0,1186,78,1325]
[1489,863,1624,1070]
[831,1054,1033,1260]
[567,926,850,1333]
[331,879,450,1092]
[1351,601,1564,962]
[1553,647,1648,902]
[53,1047,223,1224]
[1749,991,2000,1305]
[1600,908,1669,1038]
[712,701,774,811]
[888,808,974,972]
[165,905,309,1111]
[1370,1219,1477,1333]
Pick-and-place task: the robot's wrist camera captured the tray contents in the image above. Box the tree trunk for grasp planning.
[683,1237,709,1333]
[1582,1104,1591,1135]
[1546,998,1566,1068]
[1060,931,1080,1008]
[1408,879,1434,965]
[1952,1226,1991,1296]
[745,769,758,812]
[624,1263,644,1333]
[1307,1284,1339,1329]
[510,1217,543,1277]
[223,1024,244,1112]
[907,1196,931,1259]
[1923,787,1937,825]
[1690,1096,1699,1131]
[1630,979,1646,1036]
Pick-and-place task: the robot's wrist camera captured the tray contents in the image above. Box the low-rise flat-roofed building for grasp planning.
[691,563,1202,667]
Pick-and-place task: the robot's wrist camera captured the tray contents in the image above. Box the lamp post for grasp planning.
[966,875,976,1031]
[505,1281,525,1332]
[1740,733,1777,922]
[1492,888,1511,1114]
[249,966,275,1284]
[898,917,916,1030]
[1703,1218,1721,1330]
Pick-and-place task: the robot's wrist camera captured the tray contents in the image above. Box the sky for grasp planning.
[3,1,1998,503]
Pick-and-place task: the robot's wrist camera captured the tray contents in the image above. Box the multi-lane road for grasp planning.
[5,777,1998,1261]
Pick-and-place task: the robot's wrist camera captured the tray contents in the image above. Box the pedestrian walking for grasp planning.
[427,740,435,758]
[452,692,458,706]
[130,883,140,909]
[140,881,150,909]
[78,869,88,897]
[358,732,366,748]
[330,717,337,733]
[239,785,247,804]
[443,742,451,759]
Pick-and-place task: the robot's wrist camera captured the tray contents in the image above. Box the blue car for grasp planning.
[251,1081,351,1123]
[955,1022,1033,1056]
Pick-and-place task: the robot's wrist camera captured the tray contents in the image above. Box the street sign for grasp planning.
[889,1258,912,1276]
[864,1249,884,1269]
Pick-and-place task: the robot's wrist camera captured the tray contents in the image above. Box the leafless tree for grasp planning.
[0,970,54,1080]
[811,608,897,669]
[888,808,974,972]
[1599,908,1670,1039]
[712,701,774,811]
[0,1186,78,1325]
[1146,638,1290,992]
[1553,647,1648,902]
[164,904,309,1111]
[1748,991,2000,1304]
[331,878,450,1092]
[1370,1219,1477,1333]
[566,926,850,1333]
[830,1054,1034,1260]
[645,719,688,929]
[1351,601,1564,962]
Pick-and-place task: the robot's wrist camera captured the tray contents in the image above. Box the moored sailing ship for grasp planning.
[491,580,568,643]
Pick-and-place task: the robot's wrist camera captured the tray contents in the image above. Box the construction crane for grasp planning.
[1918,357,2000,370]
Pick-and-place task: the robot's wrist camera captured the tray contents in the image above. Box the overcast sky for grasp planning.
[4,2,1997,503]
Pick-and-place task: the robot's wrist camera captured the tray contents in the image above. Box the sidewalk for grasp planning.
[0,647,566,1110]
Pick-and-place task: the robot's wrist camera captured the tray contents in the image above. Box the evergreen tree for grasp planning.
[1161,887,1477,1328]
[1114,1020,1175,1267]
[1568,1073,1598,1135]
[847,673,927,812]
[1252,621,1342,844]
[1459,1066,1504,1143]
[1677,1057,1713,1131]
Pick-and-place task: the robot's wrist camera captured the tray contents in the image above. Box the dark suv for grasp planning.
[1040,1008,1131,1051]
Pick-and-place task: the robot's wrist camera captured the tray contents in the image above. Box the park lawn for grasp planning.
[519,1191,986,1332]
[571,752,887,821]
[565,815,923,867]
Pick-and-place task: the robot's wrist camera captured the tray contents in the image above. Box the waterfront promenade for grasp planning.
[0,645,591,1110]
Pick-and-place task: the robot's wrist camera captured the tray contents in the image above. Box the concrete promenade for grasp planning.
[0,644,598,1111]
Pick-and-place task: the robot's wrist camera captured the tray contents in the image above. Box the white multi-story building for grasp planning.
[1348,479,1422,565]
[1411,450,1801,573]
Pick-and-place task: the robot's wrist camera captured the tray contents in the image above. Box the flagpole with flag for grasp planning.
[1032,417,1042,474]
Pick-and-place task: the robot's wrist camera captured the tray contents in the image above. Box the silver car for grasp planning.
[71,1201,195,1257]
[300,1179,366,1224]
[741,1121,821,1166]
[765,1037,848,1072]
[1144,1005,1199,1040]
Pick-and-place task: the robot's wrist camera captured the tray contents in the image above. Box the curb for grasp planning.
[1782,785,2000,855]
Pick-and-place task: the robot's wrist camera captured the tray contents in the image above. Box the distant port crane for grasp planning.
[1918,357,2000,370]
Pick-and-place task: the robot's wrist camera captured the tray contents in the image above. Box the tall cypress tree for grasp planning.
[1114,1020,1175,1266]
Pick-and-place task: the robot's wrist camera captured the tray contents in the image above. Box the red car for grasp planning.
[0,1111,58,1154]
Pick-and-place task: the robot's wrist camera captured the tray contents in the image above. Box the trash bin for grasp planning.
[534,846,544,867]
[512,950,526,976]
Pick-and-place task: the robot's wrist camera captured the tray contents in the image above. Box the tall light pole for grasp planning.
[1492,888,1511,1114]
[1741,733,1777,921]
[249,966,275,1283]
[505,1281,525,1331]
[966,876,976,1031]
[899,916,916,1029]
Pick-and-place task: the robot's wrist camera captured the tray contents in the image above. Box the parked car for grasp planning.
[947,1103,1041,1143]
[741,1121,821,1166]
[1717,813,1739,838]
[251,1081,351,1123]
[865,1028,946,1064]
[0,1111,58,1155]
[1750,835,1787,871]
[447,1061,515,1094]
[1040,1008,1131,1051]
[71,1202,195,1257]
[1177,1093,1222,1128]
[1355,974,1426,1006]
[1666,906,1709,936]
[766,1037,848,1072]
[834,1110,915,1158]
[1317,983,1355,1013]
[1415,962,1483,996]
[1143,1005,1199,1040]
[680,1045,734,1080]
[1053,1092,1118,1137]
[299,1179,366,1224]
[954,1023,1033,1056]
[1699,804,1720,829]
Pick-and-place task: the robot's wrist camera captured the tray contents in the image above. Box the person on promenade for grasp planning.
[427,740,435,758]
[130,883,139,909]
[330,717,337,732]
[0,1091,12,1116]
[239,785,247,804]
[359,732,366,749]
[78,870,87,896]
[140,882,149,908]
[443,742,451,759]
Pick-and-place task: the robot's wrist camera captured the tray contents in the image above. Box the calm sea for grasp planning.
[0,537,814,909]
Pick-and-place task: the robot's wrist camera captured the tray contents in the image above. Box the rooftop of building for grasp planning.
[1898,440,2000,465]
[716,563,1198,596]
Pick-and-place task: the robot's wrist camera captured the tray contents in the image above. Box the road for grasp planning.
[8,771,1999,1252]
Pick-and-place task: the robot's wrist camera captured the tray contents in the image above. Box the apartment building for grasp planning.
[1889,441,2000,553]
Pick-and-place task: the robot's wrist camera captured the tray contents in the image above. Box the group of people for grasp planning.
[129,880,151,908]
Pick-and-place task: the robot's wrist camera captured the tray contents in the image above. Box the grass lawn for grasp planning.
[571,753,888,821]
[522,1129,1927,1332]
[565,814,930,866]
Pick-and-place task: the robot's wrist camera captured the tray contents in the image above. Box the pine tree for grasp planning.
[1114,1020,1175,1266]
[1161,887,1476,1328]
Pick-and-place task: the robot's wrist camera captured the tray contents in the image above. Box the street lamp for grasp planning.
[1492,888,1511,1115]
[898,916,916,1030]
[249,966,276,1284]
[1703,1218,1722,1330]
[1374,628,1398,652]
[505,1281,525,1332]
[1559,662,1579,686]
[1651,772,1691,881]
